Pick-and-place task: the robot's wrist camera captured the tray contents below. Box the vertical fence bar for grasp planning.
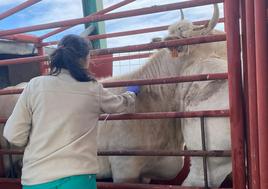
[245,0,260,188]
[0,144,5,177]
[240,0,248,104]
[240,2,250,187]
[37,45,46,75]
[200,117,208,188]
[255,0,268,188]
[224,0,247,189]
[6,143,16,178]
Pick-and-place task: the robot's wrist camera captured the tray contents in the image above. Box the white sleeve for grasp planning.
[99,84,136,114]
[3,84,32,147]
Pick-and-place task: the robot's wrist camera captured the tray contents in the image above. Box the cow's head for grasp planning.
[165,4,219,57]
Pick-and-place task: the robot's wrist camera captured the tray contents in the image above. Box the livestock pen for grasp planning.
[0,0,267,189]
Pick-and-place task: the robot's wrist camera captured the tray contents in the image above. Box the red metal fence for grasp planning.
[0,0,267,189]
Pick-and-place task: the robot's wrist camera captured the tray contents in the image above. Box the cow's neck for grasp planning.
[177,41,227,75]
[101,49,178,100]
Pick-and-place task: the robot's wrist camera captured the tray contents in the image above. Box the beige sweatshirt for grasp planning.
[3,70,136,185]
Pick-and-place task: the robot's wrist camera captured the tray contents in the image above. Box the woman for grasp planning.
[3,34,139,189]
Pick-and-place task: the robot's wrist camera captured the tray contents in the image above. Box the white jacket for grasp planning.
[3,70,136,185]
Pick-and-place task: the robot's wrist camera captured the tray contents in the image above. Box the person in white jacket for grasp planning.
[4,34,140,189]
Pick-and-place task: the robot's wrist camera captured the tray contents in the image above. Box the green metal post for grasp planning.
[81,0,112,78]
[82,0,107,49]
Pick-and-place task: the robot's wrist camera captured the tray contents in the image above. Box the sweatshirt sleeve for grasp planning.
[99,84,136,114]
[3,84,32,147]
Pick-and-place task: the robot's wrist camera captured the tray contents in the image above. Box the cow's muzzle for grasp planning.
[164,36,185,57]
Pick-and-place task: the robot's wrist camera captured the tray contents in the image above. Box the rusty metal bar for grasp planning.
[102,73,228,87]
[0,178,20,183]
[41,17,225,46]
[0,146,4,177]
[224,1,247,189]
[0,178,21,189]
[0,89,23,96]
[38,0,136,40]
[0,110,229,124]
[37,46,46,75]
[245,0,260,188]
[200,117,209,188]
[0,73,228,96]
[0,178,232,189]
[90,34,226,56]
[6,142,16,178]
[240,0,250,187]
[255,0,268,189]
[0,149,231,157]
[0,0,223,37]
[267,8,268,21]
[0,34,39,43]
[41,25,168,46]
[0,0,42,20]
[88,18,225,41]
[88,25,169,41]
[98,110,229,120]
[98,150,231,157]
[97,182,231,189]
[0,118,7,123]
[0,35,226,67]
[90,53,152,64]
[0,55,48,66]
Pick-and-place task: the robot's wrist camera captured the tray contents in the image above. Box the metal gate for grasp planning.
[0,0,267,189]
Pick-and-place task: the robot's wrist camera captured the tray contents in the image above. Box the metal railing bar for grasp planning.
[0,0,224,37]
[0,149,231,157]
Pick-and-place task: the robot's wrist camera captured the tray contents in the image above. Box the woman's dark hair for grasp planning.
[49,34,96,82]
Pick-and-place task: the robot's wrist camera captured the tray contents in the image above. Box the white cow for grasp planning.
[97,49,185,183]
[164,4,232,187]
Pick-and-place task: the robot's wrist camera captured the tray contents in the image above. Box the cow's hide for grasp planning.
[163,3,232,187]
[97,49,185,182]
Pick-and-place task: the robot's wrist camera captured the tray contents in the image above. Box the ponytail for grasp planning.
[49,34,96,82]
